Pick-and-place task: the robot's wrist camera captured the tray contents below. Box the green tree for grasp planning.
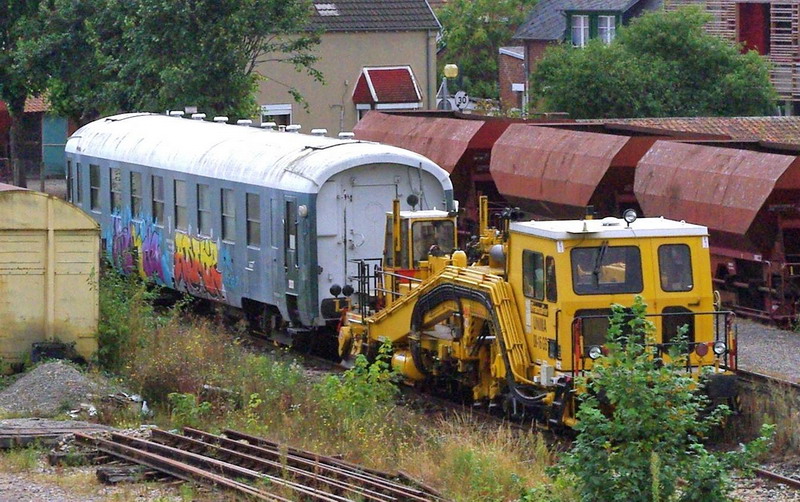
[437,0,535,100]
[19,0,320,124]
[531,6,777,118]
[0,0,45,187]
[558,297,773,501]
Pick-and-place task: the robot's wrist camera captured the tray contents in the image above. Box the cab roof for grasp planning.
[510,216,708,240]
[390,209,453,219]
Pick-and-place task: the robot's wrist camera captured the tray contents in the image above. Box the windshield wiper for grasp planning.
[592,240,609,283]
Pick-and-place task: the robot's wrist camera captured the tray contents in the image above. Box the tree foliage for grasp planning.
[558,297,774,501]
[0,0,46,186]
[18,0,320,124]
[532,6,777,118]
[437,0,535,100]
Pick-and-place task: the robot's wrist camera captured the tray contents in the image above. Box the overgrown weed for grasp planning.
[0,445,42,472]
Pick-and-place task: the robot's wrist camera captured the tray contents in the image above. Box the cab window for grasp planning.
[411,220,455,266]
[523,250,545,300]
[571,245,643,295]
[658,244,693,292]
[546,256,557,302]
[383,216,409,268]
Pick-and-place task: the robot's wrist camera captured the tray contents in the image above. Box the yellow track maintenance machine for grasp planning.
[338,197,738,428]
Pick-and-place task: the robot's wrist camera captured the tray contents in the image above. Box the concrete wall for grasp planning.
[255,30,438,135]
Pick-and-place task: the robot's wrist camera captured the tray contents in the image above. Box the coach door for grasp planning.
[284,198,298,293]
[344,181,396,284]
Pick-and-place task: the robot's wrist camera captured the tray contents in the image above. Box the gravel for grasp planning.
[0,362,108,417]
[736,319,800,383]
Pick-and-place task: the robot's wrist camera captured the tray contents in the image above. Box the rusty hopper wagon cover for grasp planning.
[0,184,99,365]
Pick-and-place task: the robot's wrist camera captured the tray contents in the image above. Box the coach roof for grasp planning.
[65,113,452,194]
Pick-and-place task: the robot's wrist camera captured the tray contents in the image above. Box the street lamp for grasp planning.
[438,64,459,110]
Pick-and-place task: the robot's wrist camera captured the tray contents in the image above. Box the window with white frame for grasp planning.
[260,103,292,127]
[599,15,616,44]
[572,15,590,47]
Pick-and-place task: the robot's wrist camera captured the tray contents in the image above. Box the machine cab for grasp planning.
[507,215,736,378]
[381,203,458,306]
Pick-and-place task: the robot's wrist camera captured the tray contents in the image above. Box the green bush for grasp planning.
[316,341,398,421]
[96,267,160,373]
[168,392,212,429]
[557,296,773,502]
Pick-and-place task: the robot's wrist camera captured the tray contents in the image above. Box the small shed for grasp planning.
[0,184,99,366]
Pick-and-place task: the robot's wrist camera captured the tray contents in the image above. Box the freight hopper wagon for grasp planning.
[357,113,800,324]
[65,113,454,342]
[492,126,800,324]
[339,201,737,427]
[0,184,99,368]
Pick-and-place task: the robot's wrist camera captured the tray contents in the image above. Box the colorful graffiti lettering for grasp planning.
[106,208,172,286]
[173,233,226,300]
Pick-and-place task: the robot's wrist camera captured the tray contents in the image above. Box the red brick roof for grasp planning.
[352,66,422,104]
[588,116,800,145]
[0,96,50,113]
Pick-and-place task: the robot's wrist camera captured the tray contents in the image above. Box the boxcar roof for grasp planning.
[511,217,708,241]
[65,113,453,194]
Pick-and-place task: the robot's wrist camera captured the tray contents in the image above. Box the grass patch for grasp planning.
[0,445,42,472]
[95,268,562,499]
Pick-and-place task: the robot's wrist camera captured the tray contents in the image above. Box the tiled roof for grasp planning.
[24,96,48,113]
[589,116,800,145]
[513,0,657,41]
[0,96,50,113]
[310,0,440,32]
[564,0,639,10]
[352,66,422,104]
[514,0,566,41]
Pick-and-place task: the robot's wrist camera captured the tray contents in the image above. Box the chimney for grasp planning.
[311,128,328,137]
[191,113,206,120]
[213,116,228,123]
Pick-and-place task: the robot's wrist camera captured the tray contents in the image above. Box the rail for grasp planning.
[75,427,443,501]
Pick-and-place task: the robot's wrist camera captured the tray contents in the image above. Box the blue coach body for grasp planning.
[65,113,453,332]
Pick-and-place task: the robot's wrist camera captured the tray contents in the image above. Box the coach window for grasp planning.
[130,172,142,218]
[75,163,82,205]
[659,244,693,292]
[110,167,122,213]
[523,250,545,300]
[197,183,211,236]
[174,179,187,231]
[246,193,261,247]
[152,175,165,225]
[89,164,100,211]
[221,188,235,242]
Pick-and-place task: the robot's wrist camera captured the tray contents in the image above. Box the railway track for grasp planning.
[74,427,443,501]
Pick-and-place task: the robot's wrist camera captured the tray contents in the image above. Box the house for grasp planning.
[498,47,526,112]
[254,0,440,135]
[0,97,73,183]
[664,0,800,114]
[512,0,661,108]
